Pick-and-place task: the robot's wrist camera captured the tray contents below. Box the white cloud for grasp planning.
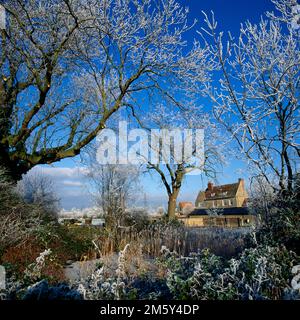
[31,166,89,178]
[62,180,85,187]
[26,165,92,209]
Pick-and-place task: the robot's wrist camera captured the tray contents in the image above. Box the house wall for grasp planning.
[200,198,236,208]
[195,179,248,209]
[178,216,205,227]
[235,179,248,207]
[178,215,256,228]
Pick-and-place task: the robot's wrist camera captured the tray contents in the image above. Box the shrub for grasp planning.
[1,240,65,284]
[256,206,300,255]
[77,244,130,300]
[250,179,300,255]
[1,221,103,284]
[161,245,298,300]
[23,280,82,300]
[35,223,100,262]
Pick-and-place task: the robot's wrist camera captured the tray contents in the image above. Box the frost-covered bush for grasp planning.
[1,243,298,300]
[233,245,295,300]
[77,244,130,300]
[129,276,172,300]
[256,206,300,256]
[1,277,81,300]
[23,280,82,300]
[24,249,52,282]
[72,239,299,301]
[250,177,300,255]
[162,245,298,300]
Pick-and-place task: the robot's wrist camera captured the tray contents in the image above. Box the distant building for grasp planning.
[58,217,105,227]
[59,207,103,219]
[178,202,194,215]
[91,218,105,227]
[195,178,248,209]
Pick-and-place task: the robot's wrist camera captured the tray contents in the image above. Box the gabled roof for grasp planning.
[204,182,240,200]
[195,180,244,207]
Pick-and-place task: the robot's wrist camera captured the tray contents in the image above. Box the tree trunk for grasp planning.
[0,148,29,182]
[167,189,180,220]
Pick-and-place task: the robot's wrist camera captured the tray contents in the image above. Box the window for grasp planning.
[228,199,233,206]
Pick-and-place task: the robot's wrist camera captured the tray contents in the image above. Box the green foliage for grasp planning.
[34,223,102,265]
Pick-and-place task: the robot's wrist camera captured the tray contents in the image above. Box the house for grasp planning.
[91,218,105,227]
[178,179,255,228]
[195,178,248,209]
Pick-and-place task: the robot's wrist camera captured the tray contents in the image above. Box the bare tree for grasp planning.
[146,106,222,219]
[201,0,300,196]
[0,0,209,181]
[17,171,59,216]
[0,168,44,251]
[87,163,141,229]
[248,176,277,224]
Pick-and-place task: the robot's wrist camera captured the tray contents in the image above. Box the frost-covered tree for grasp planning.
[17,171,59,215]
[0,0,207,181]
[146,106,222,219]
[87,163,141,229]
[0,168,44,251]
[201,0,300,196]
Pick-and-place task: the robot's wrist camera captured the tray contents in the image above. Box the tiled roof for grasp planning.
[179,202,194,209]
[204,182,239,200]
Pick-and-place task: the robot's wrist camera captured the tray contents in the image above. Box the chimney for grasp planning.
[207,181,214,191]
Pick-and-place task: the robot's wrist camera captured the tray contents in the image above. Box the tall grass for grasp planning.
[94,223,251,259]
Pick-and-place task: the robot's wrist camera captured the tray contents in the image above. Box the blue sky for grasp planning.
[31,0,275,210]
